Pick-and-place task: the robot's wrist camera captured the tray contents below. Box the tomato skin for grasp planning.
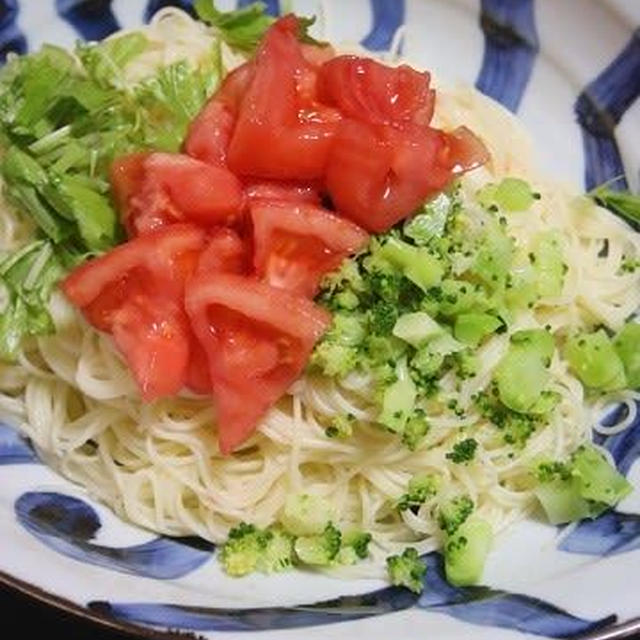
[62,225,207,402]
[325,119,452,232]
[440,125,490,174]
[319,56,435,126]
[183,63,255,166]
[197,227,250,276]
[111,296,192,401]
[227,16,342,181]
[251,200,368,297]
[110,153,148,213]
[185,272,330,453]
[244,180,321,207]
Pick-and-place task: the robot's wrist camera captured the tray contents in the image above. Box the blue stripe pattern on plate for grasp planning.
[143,0,196,22]
[56,0,120,41]
[574,29,640,191]
[0,0,26,62]
[0,423,38,464]
[238,0,280,16]
[475,0,539,113]
[15,491,215,579]
[360,0,405,52]
[87,551,614,637]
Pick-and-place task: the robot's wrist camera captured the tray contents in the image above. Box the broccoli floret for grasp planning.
[446,438,478,464]
[219,523,295,576]
[318,258,367,310]
[386,547,427,593]
[402,411,431,451]
[310,341,359,378]
[256,528,295,573]
[343,530,372,559]
[219,523,269,577]
[369,300,399,335]
[294,522,342,565]
[310,313,366,378]
[397,473,441,511]
[454,350,479,380]
[410,347,444,380]
[378,358,417,433]
[444,517,493,586]
[325,413,355,439]
[438,495,474,535]
[475,390,540,448]
[280,493,335,536]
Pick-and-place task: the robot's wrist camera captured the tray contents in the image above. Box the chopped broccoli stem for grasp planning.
[565,330,627,391]
[294,522,342,565]
[438,495,474,535]
[378,358,417,433]
[613,323,640,389]
[280,494,335,536]
[444,517,493,586]
[571,445,632,506]
[386,547,427,593]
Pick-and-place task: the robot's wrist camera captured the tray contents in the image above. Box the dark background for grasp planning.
[1,585,147,639]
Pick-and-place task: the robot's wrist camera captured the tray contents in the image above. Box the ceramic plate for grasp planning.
[1,1,640,639]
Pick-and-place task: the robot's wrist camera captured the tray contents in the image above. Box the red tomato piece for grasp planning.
[439,125,490,174]
[185,273,330,453]
[300,43,336,68]
[196,227,249,276]
[183,62,255,166]
[325,119,452,232]
[62,225,206,401]
[111,295,192,401]
[227,16,342,180]
[251,201,369,297]
[111,153,244,236]
[319,55,435,126]
[244,180,321,206]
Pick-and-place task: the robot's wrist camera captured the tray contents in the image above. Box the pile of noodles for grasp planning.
[0,9,638,574]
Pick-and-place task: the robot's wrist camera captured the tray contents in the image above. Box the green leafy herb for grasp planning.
[590,185,640,226]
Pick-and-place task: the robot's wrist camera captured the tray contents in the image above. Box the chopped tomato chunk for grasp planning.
[62,225,206,401]
[227,16,342,180]
[185,273,330,453]
[251,200,368,297]
[319,55,435,126]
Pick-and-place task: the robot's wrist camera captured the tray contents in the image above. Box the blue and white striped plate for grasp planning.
[1,2,639,639]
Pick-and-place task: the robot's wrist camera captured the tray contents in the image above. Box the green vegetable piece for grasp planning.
[534,476,596,525]
[565,330,627,391]
[56,175,119,250]
[219,522,266,577]
[397,473,440,511]
[505,257,538,310]
[280,493,335,536]
[342,530,372,560]
[2,146,48,187]
[527,390,561,415]
[454,313,503,346]
[571,445,632,506]
[437,279,488,317]
[589,185,640,226]
[438,495,474,536]
[194,0,276,51]
[77,33,148,86]
[472,222,514,290]
[494,330,555,413]
[402,412,431,451]
[294,522,342,565]
[403,192,452,245]
[446,438,478,464]
[494,178,536,212]
[410,348,444,379]
[378,237,444,291]
[378,359,417,433]
[392,311,443,348]
[256,529,294,573]
[533,230,565,297]
[386,547,427,593]
[5,184,66,243]
[444,517,493,586]
[613,323,640,389]
[325,414,355,439]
